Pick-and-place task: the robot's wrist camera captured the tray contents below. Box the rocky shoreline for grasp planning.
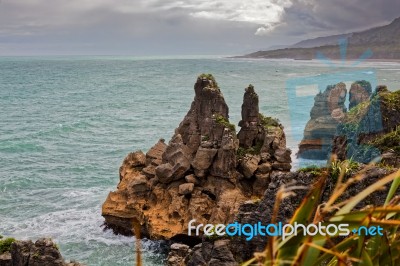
[102,74,400,265]
[0,237,83,266]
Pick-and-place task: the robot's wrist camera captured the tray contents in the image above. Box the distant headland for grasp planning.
[235,17,400,60]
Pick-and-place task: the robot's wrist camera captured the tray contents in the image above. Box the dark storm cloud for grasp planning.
[0,0,398,55]
[277,0,400,38]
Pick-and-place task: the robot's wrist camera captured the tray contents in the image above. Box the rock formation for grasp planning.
[237,85,291,191]
[332,86,400,165]
[0,238,83,266]
[349,81,372,109]
[102,76,292,243]
[165,240,238,266]
[194,165,396,263]
[298,80,400,164]
[298,82,347,159]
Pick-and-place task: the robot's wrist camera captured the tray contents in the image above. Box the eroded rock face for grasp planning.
[237,85,259,148]
[186,240,238,266]
[102,77,292,243]
[332,86,400,165]
[237,85,291,179]
[349,81,371,110]
[0,238,83,266]
[298,82,347,159]
[166,243,190,266]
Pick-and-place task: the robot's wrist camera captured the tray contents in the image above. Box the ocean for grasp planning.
[1,56,399,265]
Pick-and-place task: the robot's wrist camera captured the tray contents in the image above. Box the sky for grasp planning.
[0,0,399,56]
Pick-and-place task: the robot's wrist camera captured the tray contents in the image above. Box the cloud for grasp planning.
[0,0,293,36]
[278,0,400,38]
[184,0,293,34]
[0,0,399,55]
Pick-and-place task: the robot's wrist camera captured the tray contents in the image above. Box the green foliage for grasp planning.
[329,159,360,181]
[345,100,370,124]
[214,114,236,132]
[0,237,15,254]
[237,140,264,158]
[259,113,280,128]
[381,89,400,109]
[244,167,400,266]
[298,165,324,176]
[198,73,219,88]
[370,126,400,154]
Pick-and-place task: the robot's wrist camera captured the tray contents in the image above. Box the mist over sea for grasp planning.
[1,56,399,265]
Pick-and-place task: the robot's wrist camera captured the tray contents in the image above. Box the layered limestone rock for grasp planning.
[298,82,347,159]
[102,76,292,242]
[237,85,291,193]
[0,238,83,266]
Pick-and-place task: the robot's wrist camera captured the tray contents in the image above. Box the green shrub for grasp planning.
[243,166,400,266]
[0,237,15,254]
[237,140,264,158]
[345,100,370,124]
[381,89,400,109]
[329,159,360,181]
[370,126,400,154]
[259,113,279,128]
[214,114,235,132]
[298,165,324,176]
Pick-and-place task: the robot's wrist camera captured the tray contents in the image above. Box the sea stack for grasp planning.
[101,75,291,242]
[298,82,347,159]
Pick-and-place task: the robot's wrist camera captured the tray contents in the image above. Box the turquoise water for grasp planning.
[1,56,399,265]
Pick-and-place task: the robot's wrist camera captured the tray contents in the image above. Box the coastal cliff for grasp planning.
[101,75,400,265]
[332,86,400,165]
[177,166,396,264]
[298,80,399,165]
[101,75,291,242]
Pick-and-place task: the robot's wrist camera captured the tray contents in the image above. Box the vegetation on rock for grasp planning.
[329,158,361,180]
[0,237,15,254]
[244,166,400,266]
[370,126,400,155]
[214,114,236,131]
[298,165,325,176]
[259,113,280,128]
[198,73,219,88]
[237,140,264,158]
